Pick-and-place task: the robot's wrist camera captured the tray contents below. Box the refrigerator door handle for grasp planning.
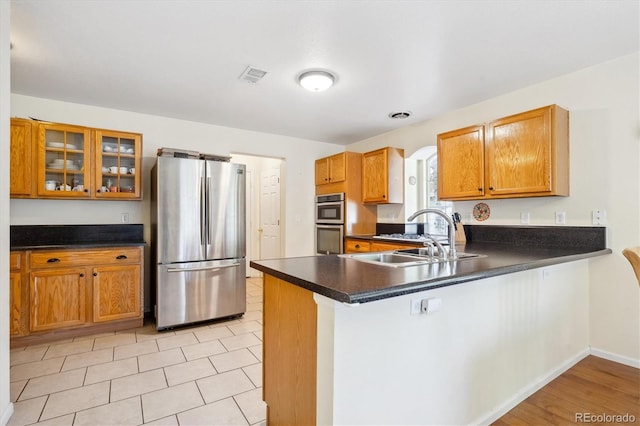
[206,176,212,245]
[167,263,241,273]
[200,176,206,246]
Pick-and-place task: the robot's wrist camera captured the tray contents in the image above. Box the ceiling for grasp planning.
[9,1,639,145]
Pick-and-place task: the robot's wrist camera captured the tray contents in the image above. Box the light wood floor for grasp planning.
[493,355,639,425]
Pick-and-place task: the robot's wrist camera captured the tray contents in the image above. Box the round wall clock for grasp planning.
[473,202,490,221]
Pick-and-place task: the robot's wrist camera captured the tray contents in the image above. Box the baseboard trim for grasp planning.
[474,348,590,426]
[590,347,640,368]
[1,402,14,426]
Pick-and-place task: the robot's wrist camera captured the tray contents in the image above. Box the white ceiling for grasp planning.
[9,0,639,145]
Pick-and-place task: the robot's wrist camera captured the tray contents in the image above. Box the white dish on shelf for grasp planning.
[46,142,79,150]
[48,164,79,170]
[103,145,115,152]
[126,148,134,154]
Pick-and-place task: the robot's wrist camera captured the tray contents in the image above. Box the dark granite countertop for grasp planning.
[10,224,145,250]
[251,225,611,304]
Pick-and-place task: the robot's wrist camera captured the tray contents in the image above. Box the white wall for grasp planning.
[346,53,640,364]
[317,261,590,425]
[9,94,344,260]
[0,2,13,424]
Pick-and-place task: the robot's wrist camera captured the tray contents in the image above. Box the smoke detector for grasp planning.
[239,66,268,84]
[388,111,412,119]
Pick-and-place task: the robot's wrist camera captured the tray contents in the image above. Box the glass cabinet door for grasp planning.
[95,130,142,199]
[37,124,91,198]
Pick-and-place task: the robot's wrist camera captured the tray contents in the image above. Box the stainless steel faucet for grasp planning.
[407,208,457,259]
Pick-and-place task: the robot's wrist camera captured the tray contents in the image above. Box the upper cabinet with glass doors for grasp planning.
[95,130,142,199]
[37,122,92,198]
[10,118,143,200]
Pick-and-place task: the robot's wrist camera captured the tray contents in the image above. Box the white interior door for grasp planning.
[260,167,281,259]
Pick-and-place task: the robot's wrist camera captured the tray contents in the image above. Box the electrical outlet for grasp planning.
[592,209,606,225]
[520,212,530,224]
[555,211,566,225]
[121,212,129,223]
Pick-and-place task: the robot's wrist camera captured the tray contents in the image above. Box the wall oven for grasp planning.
[315,193,345,255]
[315,193,345,224]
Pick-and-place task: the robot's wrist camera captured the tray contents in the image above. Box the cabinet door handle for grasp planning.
[355,244,360,249]
[382,194,386,199]
[93,272,98,276]
[489,186,494,190]
[478,187,483,191]
[47,258,60,263]
[116,255,128,260]
[79,273,85,277]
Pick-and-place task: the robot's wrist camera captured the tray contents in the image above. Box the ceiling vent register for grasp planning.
[239,66,268,84]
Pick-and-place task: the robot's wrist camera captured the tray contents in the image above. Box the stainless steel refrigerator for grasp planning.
[151,155,246,330]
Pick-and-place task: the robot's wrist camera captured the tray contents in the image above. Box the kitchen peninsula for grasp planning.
[250,225,611,425]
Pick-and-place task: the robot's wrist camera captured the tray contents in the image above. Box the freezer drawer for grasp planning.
[156,258,246,330]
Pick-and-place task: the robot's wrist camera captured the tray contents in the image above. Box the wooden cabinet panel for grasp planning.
[93,264,142,322]
[315,157,329,185]
[30,268,87,332]
[344,239,371,253]
[362,147,404,204]
[263,274,317,425]
[10,119,34,197]
[438,105,569,200]
[437,125,485,199]
[10,251,27,336]
[10,271,23,336]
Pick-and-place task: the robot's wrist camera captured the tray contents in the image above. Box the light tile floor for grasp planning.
[9,278,266,426]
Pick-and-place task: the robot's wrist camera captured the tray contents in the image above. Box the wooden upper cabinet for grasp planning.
[10,119,143,200]
[315,152,346,186]
[437,125,485,199]
[437,105,569,200]
[10,119,34,197]
[94,130,142,199]
[362,147,404,204]
[37,122,92,198]
[486,105,569,197]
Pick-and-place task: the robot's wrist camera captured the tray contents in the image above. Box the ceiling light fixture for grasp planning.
[298,70,336,92]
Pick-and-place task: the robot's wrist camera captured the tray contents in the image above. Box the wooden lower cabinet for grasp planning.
[93,264,141,322]
[30,268,87,332]
[263,274,317,425]
[10,251,27,336]
[11,246,144,346]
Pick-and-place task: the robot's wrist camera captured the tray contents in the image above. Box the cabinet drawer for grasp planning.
[30,247,142,269]
[10,252,22,270]
[345,240,371,253]
[370,242,417,252]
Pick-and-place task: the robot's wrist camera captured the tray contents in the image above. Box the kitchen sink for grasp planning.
[340,250,485,268]
[394,248,483,260]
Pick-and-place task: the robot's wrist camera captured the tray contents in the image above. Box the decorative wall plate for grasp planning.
[473,202,490,221]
